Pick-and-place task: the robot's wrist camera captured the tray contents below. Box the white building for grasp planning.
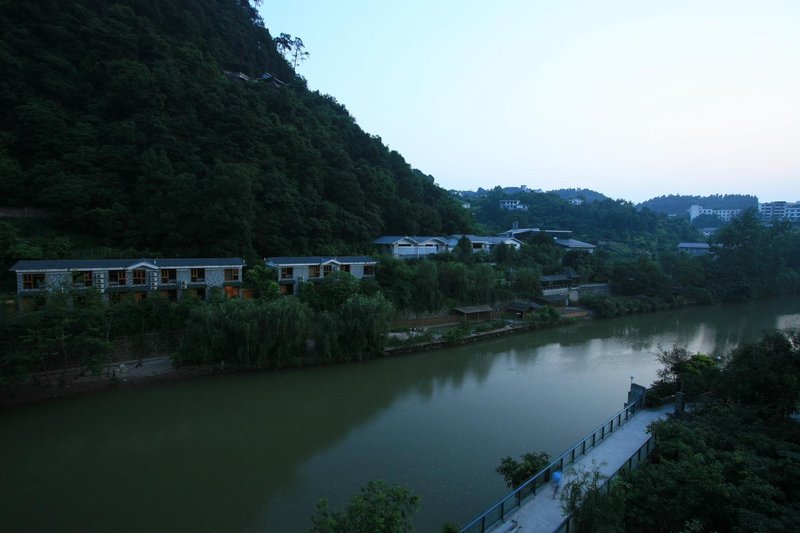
[499,199,528,211]
[759,201,800,222]
[688,205,742,222]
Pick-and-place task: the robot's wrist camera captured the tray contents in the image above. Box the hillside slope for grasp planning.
[0,0,471,264]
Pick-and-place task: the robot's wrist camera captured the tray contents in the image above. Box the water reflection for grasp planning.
[1,299,798,532]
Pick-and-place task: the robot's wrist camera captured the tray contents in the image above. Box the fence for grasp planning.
[461,391,645,533]
[553,435,656,533]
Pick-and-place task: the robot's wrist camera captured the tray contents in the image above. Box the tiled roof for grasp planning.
[9,258,245,272]
[373,236,448,245]
[676,242,710,249]
[265,256,376,266]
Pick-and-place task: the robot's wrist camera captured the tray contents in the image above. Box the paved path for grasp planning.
[492,404,672,533]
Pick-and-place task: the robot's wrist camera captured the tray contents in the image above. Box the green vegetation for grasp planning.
[0,0,471,290]
[563,331,800,532]
[637,194,758,216]
[496,451,551,489]
[310,480,420,533]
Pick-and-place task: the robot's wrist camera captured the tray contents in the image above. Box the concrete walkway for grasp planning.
[492,404,672,533]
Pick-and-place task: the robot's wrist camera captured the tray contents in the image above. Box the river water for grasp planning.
[1,298,798,532]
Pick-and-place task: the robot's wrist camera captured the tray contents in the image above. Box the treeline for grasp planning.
[637,193,759,215]
[565,330,800,532]
[468,187,698,254]
[0,275,396,384]
[0,0,471,282]
[579,210,800,317]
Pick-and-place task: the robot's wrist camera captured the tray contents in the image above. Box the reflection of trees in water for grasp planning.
[5,299,798,532]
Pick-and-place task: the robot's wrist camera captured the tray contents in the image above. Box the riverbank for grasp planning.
[0,308,582,407]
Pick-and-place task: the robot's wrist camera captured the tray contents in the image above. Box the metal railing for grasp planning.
[461,392,645,533]
[553,434,656,533]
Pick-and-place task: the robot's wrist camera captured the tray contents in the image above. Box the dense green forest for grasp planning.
[0,0,471,282]
[638,194,759,215]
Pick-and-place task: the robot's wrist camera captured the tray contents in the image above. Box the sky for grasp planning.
[259,1,800,204]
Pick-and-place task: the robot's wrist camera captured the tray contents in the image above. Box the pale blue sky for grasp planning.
[260,1,799,203]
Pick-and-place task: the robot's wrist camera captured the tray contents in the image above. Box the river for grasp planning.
[1,298,798,532]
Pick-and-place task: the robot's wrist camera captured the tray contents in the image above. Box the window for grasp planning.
[160,269,177,284]
[363,265,375,276]
[22,273,45,289]
[159,290,178,302]
[280,267,293,279]
[109,270,126,286]
[341,264,351,273]
[132,269,147,285]
[323,265,333,276]
[190,268,205,283]
[224,268,239,281]
[73,271,93,287]
[308,265,320,278]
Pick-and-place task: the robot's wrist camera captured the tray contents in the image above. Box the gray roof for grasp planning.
[266,256,376,266]
[507,300,544,312]
[373,236,448,245]
[677,242,710,249]
[553,239,596,249]
[448,235,523,245]
[453,305,494,314]
[9,258,245,272]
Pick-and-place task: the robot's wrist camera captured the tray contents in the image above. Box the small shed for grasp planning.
[453,305,493,323]
[506,300,544,318]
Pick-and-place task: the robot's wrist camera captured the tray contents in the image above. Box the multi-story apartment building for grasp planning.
[688,205,742,222]
[758,201,800,222]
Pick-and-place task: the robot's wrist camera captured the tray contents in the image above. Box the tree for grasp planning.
[496,452,551,488]
[337,293,394,359]
[714,330,800,419]
[310,480,420,533]
[560,462,625,533]
[244,264,279,300]
[273,32,309,69]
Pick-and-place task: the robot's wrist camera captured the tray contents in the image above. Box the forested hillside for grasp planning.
[638,194,758,215]
[469,188,698,253]
[0,0,470,270]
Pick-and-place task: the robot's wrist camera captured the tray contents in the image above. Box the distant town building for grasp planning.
[499,199,528,211]
[676,242,711,256]
[758,201,800,222]
[568,198,584,206]
[688,205,742,222]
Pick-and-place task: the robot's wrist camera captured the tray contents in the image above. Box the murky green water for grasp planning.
[1,298,798,532]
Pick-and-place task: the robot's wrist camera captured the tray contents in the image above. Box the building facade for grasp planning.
[265,256,377,295]
[759,201,800,222]
[688,205,742,222]
[9,258,245,305]
[372,236,450,259]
